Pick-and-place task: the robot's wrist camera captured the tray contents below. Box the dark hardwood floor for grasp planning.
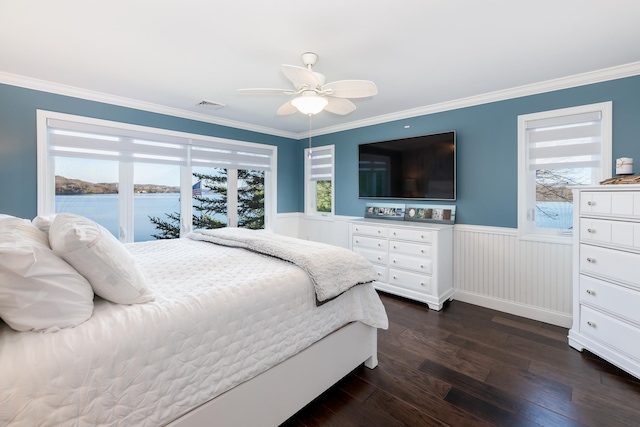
[281,293,640,426]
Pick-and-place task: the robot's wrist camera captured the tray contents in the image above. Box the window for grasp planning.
[517,102,612,241]
[304,145,334,218]
[37,110,276,242]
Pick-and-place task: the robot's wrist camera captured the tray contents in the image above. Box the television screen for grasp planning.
[358,131,456,200]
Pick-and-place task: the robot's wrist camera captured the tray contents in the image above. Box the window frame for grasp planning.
[304,144,335,220]
[517,101,612,243]
[36,110,277,241]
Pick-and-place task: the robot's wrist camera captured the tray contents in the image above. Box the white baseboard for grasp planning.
[454,290,572,328]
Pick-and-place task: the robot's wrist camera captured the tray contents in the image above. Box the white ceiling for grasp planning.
[1,0,640,138]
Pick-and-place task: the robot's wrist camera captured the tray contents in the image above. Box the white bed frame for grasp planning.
[166,321,378,427]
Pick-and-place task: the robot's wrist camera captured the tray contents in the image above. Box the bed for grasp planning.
[0,214,388,426]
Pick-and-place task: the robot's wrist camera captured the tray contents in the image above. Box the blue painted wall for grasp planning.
[306,75,640,227]
[0,83,302,218]
[2,75,640,227]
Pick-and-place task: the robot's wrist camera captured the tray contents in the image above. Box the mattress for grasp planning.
[0,238,388,426]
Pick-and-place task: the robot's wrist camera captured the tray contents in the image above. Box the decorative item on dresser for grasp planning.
[349,218,453,310]
[600,174,640,185]
[568,184,640,380]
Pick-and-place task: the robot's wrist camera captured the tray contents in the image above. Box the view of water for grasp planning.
[536,201,573,229]
[55,193,222,242]
[55,196,574,240]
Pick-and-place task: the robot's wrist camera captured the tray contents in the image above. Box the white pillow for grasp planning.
[32,214,57,235]
[49,213,153,304]
[0,216,94,332]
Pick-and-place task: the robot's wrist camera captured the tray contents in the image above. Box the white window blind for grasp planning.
[47,118,189,165]
[309,148,333,181]
[190,143,272,171]
[47,118,272,171]
[526,111,602,171]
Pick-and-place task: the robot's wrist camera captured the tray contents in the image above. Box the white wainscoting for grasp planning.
[273,212,302,238]
[280,215,574,328]
[277,214,358,248]
[453,224,573,328]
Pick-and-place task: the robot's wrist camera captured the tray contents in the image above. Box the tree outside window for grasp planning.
[315,180,332,213]
[150,168,265,239]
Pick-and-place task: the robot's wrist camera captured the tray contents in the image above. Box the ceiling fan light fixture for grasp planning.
[291,95,328,115]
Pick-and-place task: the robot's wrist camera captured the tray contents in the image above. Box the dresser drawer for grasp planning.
[580,244,640,288]
[352,235,387,251]
[372,264,387,282]
[389,240,432,258]
[580,218,640,249]
[389,227,433,243]
[389,253,432,274]
[388,268,432,294]
[580,275,640,325]
[353,247,387,265]
[352,224,388,238]
[580,305,640,362]
[580,191,640,218]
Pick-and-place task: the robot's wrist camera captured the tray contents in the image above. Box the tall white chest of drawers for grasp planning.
[569,185,640,379]
[349,218,454,310]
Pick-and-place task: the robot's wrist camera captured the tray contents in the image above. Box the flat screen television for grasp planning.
[358,131,456,200]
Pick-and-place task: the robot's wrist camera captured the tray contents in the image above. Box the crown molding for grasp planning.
[2,61,639,141]
[0,71,298,139]
[305,61,640,139]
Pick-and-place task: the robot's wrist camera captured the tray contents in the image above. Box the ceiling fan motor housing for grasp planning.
[301,52,318,67]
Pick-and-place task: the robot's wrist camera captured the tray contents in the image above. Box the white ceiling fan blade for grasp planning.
[322,80,378,98]
[324,98,356,115]
[282,64,320,88]
[276,101,298,116]
[238,88,295,94]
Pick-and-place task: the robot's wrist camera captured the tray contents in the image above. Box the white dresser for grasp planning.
[349,218,453,310]
[569,185,640,379]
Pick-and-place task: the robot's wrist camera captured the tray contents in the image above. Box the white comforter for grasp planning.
[0,238,388,427]
[188,228,377,302]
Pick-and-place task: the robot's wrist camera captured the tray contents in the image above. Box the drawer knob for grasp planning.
[587,321,596,328]
[378,230,381,234]
[355,239,359,243]
[393,232,397,236]
[586,257,596,263]
[392,260,397,263]
[586,289,596,295]
[377,243,381,247]
[377,272,381,276]
[393,275,397,280]
[420,264,424,269]
[587,228,595,233]
[587,201,595,206]
[420,282,425,286]
[393,245,397,249]
[377,256,381,260]
[421,234,424,239]
[355,228,359,231]
[420,249,424,253]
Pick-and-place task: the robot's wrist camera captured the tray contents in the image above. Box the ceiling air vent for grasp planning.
[196,100,226,110]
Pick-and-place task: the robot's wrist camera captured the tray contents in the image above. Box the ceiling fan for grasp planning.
[238,52,377,116]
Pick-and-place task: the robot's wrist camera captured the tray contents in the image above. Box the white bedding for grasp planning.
[188,228,377,302]
[0,238,388,426]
